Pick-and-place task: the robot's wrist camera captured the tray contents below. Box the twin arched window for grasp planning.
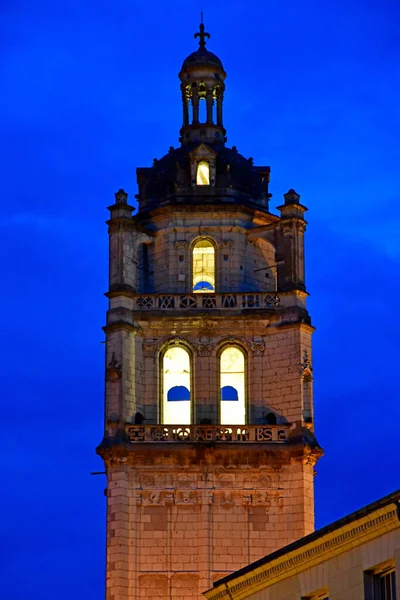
[162,346,191,425]
[161,344,246,425]
[220,346,245,425]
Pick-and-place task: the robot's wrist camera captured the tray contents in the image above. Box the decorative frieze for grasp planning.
[125,424,289,443]
[136,488,281,508]
[133,292,281,311]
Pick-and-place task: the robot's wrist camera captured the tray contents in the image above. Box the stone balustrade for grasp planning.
[125,424,290,443]
[133,292,281,311]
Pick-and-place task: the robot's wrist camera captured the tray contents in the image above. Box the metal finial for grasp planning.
[200,6,203,24]
[194,21,210,49]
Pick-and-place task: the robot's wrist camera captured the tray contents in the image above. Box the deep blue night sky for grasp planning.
[1,1,399,598]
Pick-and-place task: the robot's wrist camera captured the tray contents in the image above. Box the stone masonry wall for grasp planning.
[105,445,316,600]
[133,209,277,295]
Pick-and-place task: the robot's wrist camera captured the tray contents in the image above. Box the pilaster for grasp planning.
[277,189,307,293]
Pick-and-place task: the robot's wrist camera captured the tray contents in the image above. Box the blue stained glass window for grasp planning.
[167,386,190,402]
[221,385,239,401]
[193,281,214,292]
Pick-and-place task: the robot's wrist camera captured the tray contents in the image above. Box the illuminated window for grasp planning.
[220,346,245,425]
[192,239,215,293]
[162,346,191,424]
[197,161,210,185]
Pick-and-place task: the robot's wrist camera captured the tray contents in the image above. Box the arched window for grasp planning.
[197,161,210,185]
[303,370,313,423]
[192,239,215,293]
[162,346,191,424]
[220,346,246,425]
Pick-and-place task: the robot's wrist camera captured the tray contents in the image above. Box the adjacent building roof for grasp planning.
[204,488,400,600]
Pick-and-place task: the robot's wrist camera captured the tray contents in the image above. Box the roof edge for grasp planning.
[205,488,400,599]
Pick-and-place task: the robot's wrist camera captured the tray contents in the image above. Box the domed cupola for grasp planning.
[179,21,226,145]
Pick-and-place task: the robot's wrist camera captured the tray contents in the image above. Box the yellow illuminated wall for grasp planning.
[162,346,191,424]
[192,240,215,292]
[220,346,246,425]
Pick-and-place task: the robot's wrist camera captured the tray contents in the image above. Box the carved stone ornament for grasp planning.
[221,492,235,508]
[177,474,196,489]
[143,339,158,354]
[258,475,272,488]
[114,188,128,204]
[175,491,198,505]
[251,337,265,354]
[196,337,216,356]
[218,239,234,249]
[253,492,271,508]
[106,352,121,381]
[142,491,163,505]
[300,349,313,379]
[217,474,234,488]
[140,474,155,487]
[165,492,174,505]
[175,240,188,249]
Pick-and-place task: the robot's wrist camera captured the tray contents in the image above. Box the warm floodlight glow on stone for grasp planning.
[163,346,191,424]
[192,239,215,292]
[196,160,210,185]
[220,346,246,424]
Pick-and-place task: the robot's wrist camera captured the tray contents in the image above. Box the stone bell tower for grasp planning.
[97,21,322,600]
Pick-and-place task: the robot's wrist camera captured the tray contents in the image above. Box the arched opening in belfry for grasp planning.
[199,98,207,123]
[220,346,246,425]
[303,370,313,423]
[196,160,210,185]
[162,346,191,424]
[192,238,215,292]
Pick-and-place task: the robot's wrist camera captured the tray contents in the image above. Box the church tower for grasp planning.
[97,22,322,600]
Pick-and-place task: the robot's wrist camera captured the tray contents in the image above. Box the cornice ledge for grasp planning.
[207,506,399,600]
[105,285,136,299]
[102,321,141,334]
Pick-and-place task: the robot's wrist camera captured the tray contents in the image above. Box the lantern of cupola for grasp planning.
[179,22,226,145]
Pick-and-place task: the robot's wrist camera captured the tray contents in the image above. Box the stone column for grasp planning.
[181,87,189,126]
[216,91,223,126]
[192,86,199,124]
[105,190,139,424]
[206,89,213,124]
[106,466,132,600]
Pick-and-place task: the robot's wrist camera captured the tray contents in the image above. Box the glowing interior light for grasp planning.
[192,239,215,293]
[197,161,210,185]
[163,346,191,424]
[220,346,245,425]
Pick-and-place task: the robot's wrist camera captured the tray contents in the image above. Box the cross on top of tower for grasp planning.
[194,22,210,49]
